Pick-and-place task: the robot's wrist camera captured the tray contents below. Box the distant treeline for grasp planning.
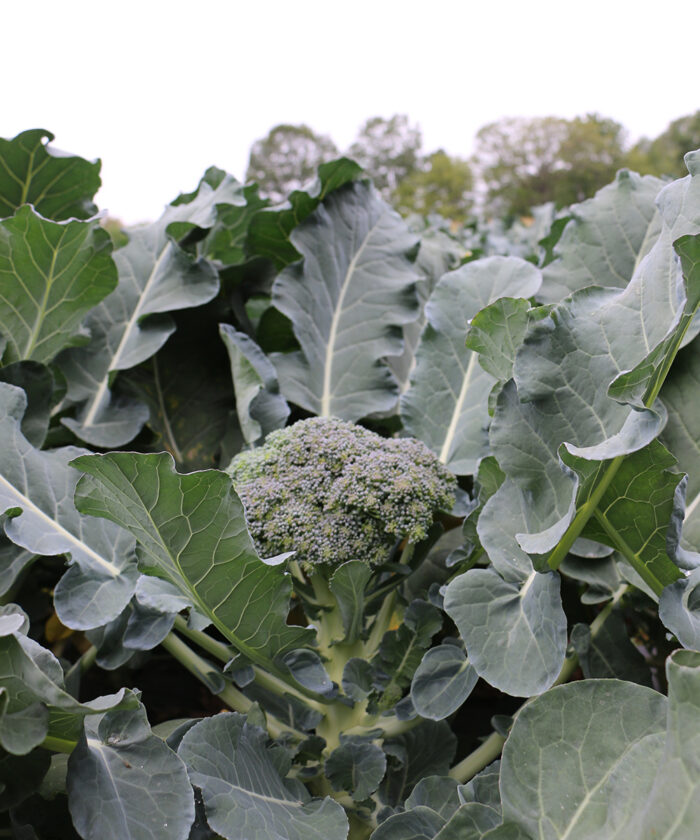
[246,111,700,222]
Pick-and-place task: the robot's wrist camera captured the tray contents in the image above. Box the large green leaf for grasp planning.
[247,157,363,269]
[0,613,136,755]
[539,169,664,303]
[410,645,478,720]
[71,451,314,673]
[272,181,420,420]
[0,383,138,629]
[386,225,464,395]
[178,714,348,840]
[0,129,101,221]
[499,679,667,839]
[444,566,566,696]
[57,176,241,448]
[0,207,117,364]
[401,257,540,475]
[67,704,195,840]
[559,440,685,594]
[219,324,288,447]
[660,331,700,554]
[477,156,700,611]
[122,304,239,471]
[632,650,700,838]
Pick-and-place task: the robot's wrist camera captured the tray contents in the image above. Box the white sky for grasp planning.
[5,0,699,223]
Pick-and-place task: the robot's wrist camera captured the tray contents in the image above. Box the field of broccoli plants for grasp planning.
[0,127,699,839]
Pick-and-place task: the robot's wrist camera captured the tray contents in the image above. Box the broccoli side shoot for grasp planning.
[226,417,456,569]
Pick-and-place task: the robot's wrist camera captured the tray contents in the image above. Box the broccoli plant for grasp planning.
[1,129,700,840]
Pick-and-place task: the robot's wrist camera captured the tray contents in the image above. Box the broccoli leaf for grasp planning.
[247,157,363,269]
[219,323,289,447]
[499,679,667,839]
[0,614,137,755]
[178,714,348,840]
[401,256,541,475]
[272,181,420,420]
[0,129,101,221]
[539,170,665,303]
[0,383,139,630]
[410,645,478,721]
[444,566,566,697]
[325,738,386,800]
[57,178,236,448]
[0,208,117,364]
[67,703,195,840]
[632,650,700,837]
[71,451,314,673]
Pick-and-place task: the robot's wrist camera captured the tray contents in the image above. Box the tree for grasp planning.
[473,114,627,217]
[393,150,474,223]
[626,110,700,179]
[347,114,422,200]
[246,124,338,202]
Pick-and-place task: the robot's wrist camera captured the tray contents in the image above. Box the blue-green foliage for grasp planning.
[226,417,456,568]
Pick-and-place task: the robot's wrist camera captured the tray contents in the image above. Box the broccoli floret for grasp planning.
[226,417,456,569]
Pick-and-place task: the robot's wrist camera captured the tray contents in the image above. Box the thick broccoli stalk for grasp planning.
[226,417,456,570]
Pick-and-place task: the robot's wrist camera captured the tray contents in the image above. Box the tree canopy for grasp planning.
[626,110,700,179]
[473,113,627,217]
[245,124,338,202]
[394,150,473,223]
[346,115,422,201]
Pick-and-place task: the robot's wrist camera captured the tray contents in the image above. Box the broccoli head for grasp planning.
[226,417,457,569]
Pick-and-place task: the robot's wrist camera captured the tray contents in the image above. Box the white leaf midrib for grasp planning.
[82,240,173,428]
[320,219,381,417]
[439,350,479,464]
[0,471,120,576]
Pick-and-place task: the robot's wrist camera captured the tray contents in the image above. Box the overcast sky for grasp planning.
[5,0,699,223]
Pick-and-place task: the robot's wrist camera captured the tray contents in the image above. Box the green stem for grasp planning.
[64,644,98,686]
[549,299,697,576]
[448,731,506,782]
[40,734,77,754]
[161,632,251,713]
[345,713,421,740]
[363,544,415,659]
[172,616,328,713]
[593,510,665,597]
[364,591,396,659]
[547,455,624,571]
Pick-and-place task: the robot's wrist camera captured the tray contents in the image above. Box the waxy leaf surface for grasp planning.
[67,704,195,840]
[179,714,348,840]
[0,129,101,221]
[0,207,117,364]
[71,451,313,672]
[58,176,239,447]
[401,257,541,474]
[272,181,420,420]
[0,383,138,629]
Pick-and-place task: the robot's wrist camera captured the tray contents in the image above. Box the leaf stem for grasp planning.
[40,734,77,754]
[448,731,506,782]
[547,455,624,571]
[172,616,328,713]
[161,631,306,740]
